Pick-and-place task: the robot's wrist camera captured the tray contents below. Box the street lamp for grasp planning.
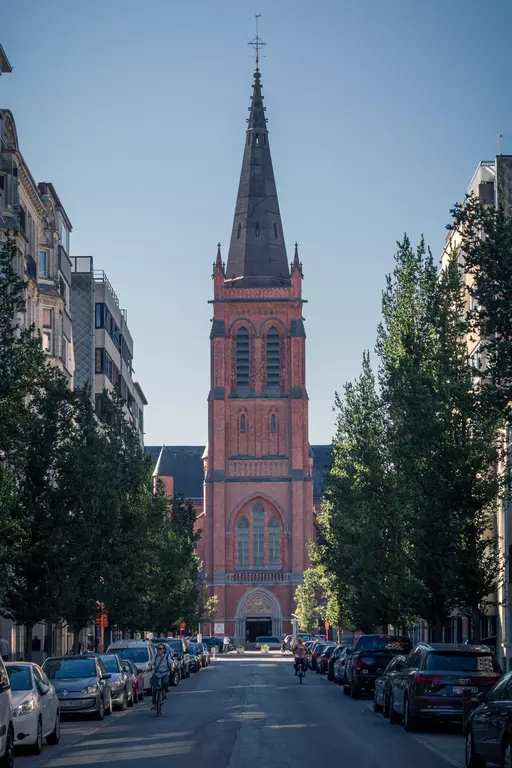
[291,613,300,646]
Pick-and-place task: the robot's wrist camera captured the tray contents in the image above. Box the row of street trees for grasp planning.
[0,235,202,659]
[301,196,512,641]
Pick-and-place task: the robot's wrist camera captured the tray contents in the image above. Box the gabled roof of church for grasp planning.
[145,445,332,500]
[224,66,290,288]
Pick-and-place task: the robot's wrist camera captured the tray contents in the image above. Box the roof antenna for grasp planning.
[248,14,266,71]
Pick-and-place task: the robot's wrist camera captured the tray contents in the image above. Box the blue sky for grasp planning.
[3,0,511,446]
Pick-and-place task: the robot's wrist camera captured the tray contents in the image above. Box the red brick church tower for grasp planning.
[201,63,315,643]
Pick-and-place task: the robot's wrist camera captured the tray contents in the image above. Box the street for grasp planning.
[16,652,466,768]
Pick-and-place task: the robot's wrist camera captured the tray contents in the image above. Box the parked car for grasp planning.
[333,647,351,684]
[0,656,14,767]
[202,637,223,655]
[121,659,144,702]
[344,634,412,699]
[193,643,210,668]
[91,654,133,710]
[162,638,190,680]
[327,645,348,682]
[150,640,181,687]
[389,643,501,731]
[6,662,60,754]
[317,645,336,674]
[188,645,202,673]
[106,640,155,694]
[465,670,512,768]
[373,655,406,717]
[42,655,112,721]
[255,636,282,651]
[310,643,329,671]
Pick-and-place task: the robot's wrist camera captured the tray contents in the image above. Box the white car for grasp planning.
[0,657,14,768]
[106,640,155,694]
[6,662,60,755]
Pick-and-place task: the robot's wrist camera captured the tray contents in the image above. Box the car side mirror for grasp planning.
[39,684,50,696]
[477,691,488,703]
[376,668,384,677]
[102,674,112,680]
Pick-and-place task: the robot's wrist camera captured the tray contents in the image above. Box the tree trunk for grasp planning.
[472,608,482,644]
[431,618,443,642]
[24,623,33,661]
[72,628,81,655]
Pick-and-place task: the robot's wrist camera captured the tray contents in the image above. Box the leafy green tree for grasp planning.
[294,568,321,633]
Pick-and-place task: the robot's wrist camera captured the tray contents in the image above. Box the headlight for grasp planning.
[81,685,98,695]
[110,679,123,688]
[13,699,35,717]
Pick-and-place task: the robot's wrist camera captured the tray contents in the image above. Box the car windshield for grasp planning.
[7,666,32,691]
[99,655,120,673]
[109,648,150,663]
[166,640,182,652]
[43,658,96,679]
[426,653,500,673]
[324,647,335,657]
[357,636,411,652]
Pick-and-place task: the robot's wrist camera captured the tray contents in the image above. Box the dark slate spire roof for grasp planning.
[225,68,290,288]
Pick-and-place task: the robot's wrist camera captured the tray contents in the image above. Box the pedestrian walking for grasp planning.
[223,635,230,654]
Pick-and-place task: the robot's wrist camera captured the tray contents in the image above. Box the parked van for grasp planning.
[0,656,14,767]
[106,641,154,694]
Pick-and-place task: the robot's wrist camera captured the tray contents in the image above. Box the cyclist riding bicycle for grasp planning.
[293,638,307,676]
[148,643,173,709]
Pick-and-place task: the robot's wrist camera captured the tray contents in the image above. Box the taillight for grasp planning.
[416,674,443,693]
[355,658,362,672]
[313,652,319,657]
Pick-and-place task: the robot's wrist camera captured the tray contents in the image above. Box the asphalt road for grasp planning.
[16,652,466,768]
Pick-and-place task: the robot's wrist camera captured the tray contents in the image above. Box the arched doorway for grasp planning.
[234,587,283,644]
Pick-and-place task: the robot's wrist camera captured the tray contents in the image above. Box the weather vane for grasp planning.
[248,14,266,70]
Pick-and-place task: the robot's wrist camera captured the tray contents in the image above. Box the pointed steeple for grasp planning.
[225,67,290,287]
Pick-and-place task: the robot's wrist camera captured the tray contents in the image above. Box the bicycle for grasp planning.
[152,677,164,717]
[296,658,306,684]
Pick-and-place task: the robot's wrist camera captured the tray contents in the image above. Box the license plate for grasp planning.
[59,699,79,708]
[453,686,478,695]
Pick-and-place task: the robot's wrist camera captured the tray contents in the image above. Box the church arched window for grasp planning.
[268,517,281,566]
[236,327,250,387]
[252,503,264,566]
[266,327,280,388]
[240,414,246,433]
[271,414,277,433]
[237,516,249,566]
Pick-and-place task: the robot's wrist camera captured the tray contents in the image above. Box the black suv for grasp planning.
[161,638,190,680]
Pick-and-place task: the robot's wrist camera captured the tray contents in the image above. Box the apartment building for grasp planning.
[442,151,512,669]
[71,256,147,443]
[0,110,74,385]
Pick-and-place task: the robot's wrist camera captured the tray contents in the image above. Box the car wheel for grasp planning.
[343,675,350,695]
[46,711,61,745]
[104,692,112,716]
[403,696,420,732]
[170,670,180,687]
[95,697,105,721]
[186,667,190,678]
[504,741,512,768]
[128,686,134,707]
[465,726,486,768]
[388,692,400,725]
[0,726,14,768]
[373,692,383,713]
[138,688,144,702]
[31,718,43,755]
[119,689,128,711]
[351,680,361,700]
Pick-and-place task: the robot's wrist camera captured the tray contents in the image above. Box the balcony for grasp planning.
[225,571,292,584]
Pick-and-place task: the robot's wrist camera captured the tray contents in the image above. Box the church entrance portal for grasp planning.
[245,617,272,642]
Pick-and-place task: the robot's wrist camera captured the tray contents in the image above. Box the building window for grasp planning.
[237,516,249,566]
[268,517,281,565]
[255,222,260,238]
[237,222,241,240]
[252,502,264,566]
[240,414,246,433]
[266,327,280,388]
[271,414,277,433]
[42,308,53,354]
[236,327,250,387]
[273,222,278,239]
[60,219,69,253]
[95,347,104,374]
[61,336,68,366]
[95,303,104,328]
[38,250,48,277]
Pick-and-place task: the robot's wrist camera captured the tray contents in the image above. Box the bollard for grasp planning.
[462,687,473,734]
[211,646,217,660]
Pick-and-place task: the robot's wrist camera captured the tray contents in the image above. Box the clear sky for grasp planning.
[3,0,512,447]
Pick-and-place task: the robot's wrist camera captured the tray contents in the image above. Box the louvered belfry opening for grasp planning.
[266,327,280,388]
[236,327,250,387]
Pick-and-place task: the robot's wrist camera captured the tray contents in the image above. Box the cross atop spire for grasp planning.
[248,14,266,71]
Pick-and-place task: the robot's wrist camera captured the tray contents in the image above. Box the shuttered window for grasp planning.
[236,327,250,387]
[266,328,280,388]
[237,517,249,566]
[268,517,281,565]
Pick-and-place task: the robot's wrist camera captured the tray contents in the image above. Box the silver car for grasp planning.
[42,656,112,720]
